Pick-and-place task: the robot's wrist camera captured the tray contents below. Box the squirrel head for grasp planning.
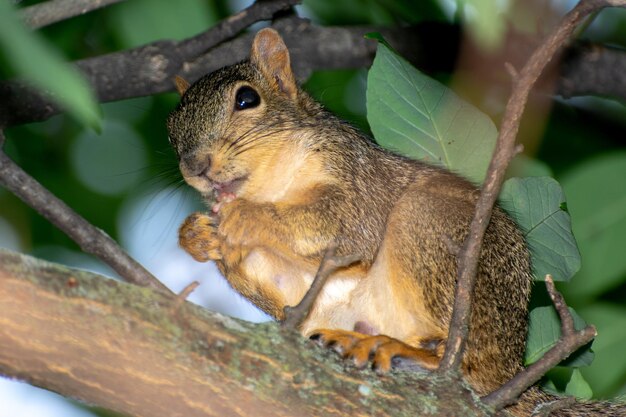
[167,28,320,203]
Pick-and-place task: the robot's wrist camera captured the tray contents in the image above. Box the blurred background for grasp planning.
[1,0,625,415]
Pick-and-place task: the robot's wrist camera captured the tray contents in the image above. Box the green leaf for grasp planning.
[560,152,626,301]
[525,305,593,367]
[500,177,581,282]
[0,2,101,130]
[542,367,594,399]
[578,303,626,397]
[566,369,594,400]
[366,41,497,184]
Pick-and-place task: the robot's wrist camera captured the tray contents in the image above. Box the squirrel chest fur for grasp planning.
[167,28,533,401]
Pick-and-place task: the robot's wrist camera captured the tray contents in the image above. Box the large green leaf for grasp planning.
[525,305,593,367]
[0,2,101,130]
[366,42,496,184]
[560,152,626,301]
[500,177,581,282]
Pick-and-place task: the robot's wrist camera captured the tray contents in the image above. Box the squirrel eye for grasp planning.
[234,86,260,110]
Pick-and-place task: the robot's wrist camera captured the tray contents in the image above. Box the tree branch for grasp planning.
[438,0,624,373]
[0,248,492,417]
[20,0,128,29]
[3,14,625,128]
[558,42,626,100]
[0,131,170,294]
[0,0,302,127]
[176,0,301,58]
[482,276,597,410]
[282,243,360,330]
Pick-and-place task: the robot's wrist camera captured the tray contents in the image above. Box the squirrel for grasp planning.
[167,29,625,416]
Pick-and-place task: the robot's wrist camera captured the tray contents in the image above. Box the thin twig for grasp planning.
[171,281,200,313]
[281,243,360,330]
[177,281,200,301]
[178,0,301,58]
[20,0,127,29]
[438,0,621,374]
[545,275,575,334]
[482,276,597,411]
[0,131,171,294]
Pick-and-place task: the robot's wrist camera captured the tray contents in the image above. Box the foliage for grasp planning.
[367,38,497,184]
[0,2,101,130]
[499,177,581,283]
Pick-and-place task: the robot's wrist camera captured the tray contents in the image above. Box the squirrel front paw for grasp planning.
[218,199,267,247]
[179,212,222,262]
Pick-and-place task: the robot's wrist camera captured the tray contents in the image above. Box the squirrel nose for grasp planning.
[183,154,212,177]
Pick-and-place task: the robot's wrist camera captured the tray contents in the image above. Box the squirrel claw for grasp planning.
[311,329,440,373]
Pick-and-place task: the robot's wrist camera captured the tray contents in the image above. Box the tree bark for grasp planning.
[0,248,491,417]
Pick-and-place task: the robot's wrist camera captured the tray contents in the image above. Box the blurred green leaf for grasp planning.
[579,303,626,397]
[500,177,581,282]
[0,2,101,130]
[367,41,496,184]
[525,305,593,366]
[110,0,217,48]
[70,120,148,196]
[560,152,626,301]
[458,0,506,51]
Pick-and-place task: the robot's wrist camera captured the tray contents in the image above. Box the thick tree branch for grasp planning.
[20,0,127,29]
[482,276,597,410]
[558,42,626,100]
[0,248,492,417]
[0,0,302,127]
[3,14,625,127]
[439,0,624,372]
[0,131,170,294]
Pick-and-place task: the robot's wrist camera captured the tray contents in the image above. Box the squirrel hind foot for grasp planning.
[310,329,441,373]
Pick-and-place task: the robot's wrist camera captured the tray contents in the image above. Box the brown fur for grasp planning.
[168,29,625,416]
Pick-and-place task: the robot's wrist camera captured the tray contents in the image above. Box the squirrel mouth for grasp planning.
[211,175,247,213]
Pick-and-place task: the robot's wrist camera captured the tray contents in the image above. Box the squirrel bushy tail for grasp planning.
[507,387,626,416]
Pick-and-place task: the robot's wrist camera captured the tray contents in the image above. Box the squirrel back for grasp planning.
[168,28,624,417]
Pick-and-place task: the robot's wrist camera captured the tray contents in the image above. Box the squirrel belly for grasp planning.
[169,28,541,412]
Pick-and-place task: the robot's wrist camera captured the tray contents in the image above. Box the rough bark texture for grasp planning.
[0,248,491,417]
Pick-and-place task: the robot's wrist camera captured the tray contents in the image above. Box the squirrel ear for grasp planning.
[250,28,297,99]
[174,75,190,96]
